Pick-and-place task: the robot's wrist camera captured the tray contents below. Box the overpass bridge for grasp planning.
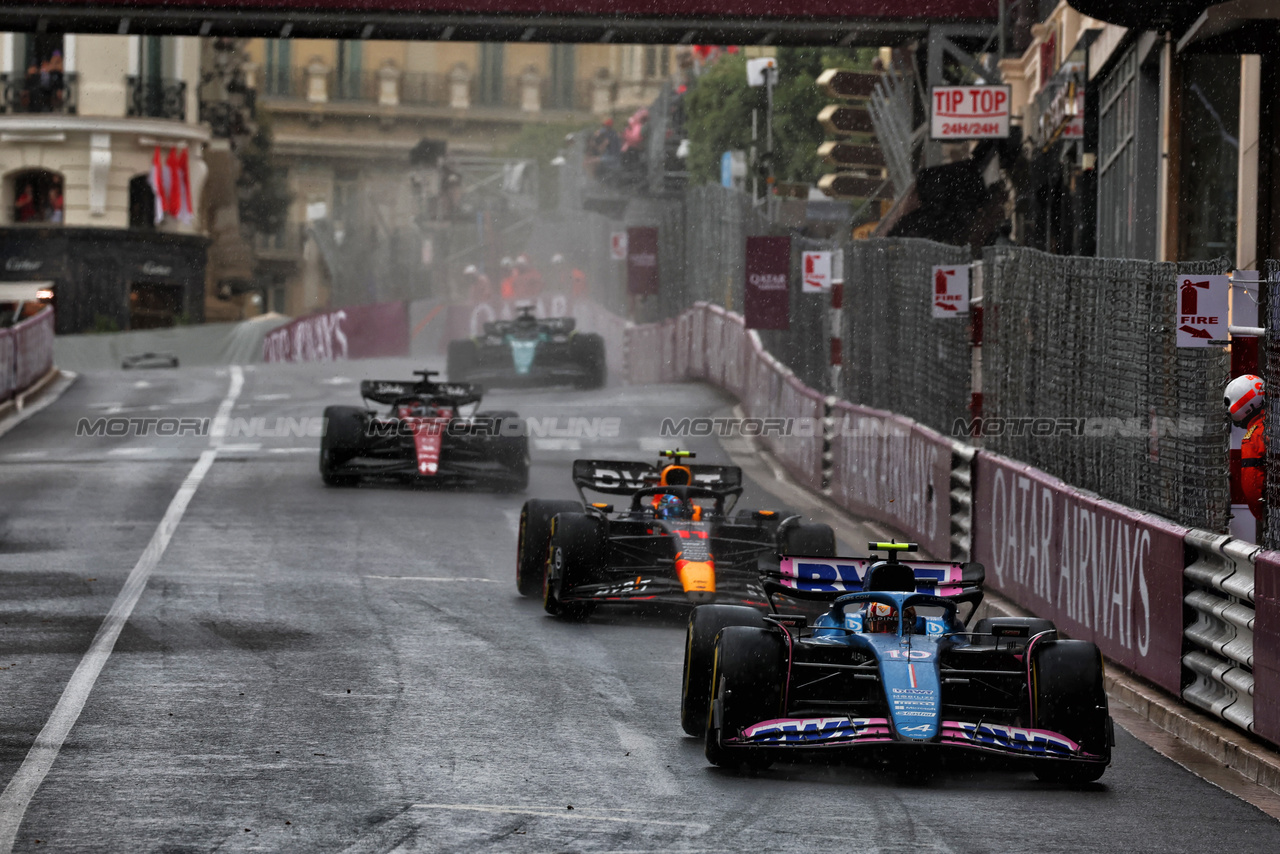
[0,0,997,45]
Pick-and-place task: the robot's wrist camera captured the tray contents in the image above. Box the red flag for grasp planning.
[165,148,181,218]
[175,148,193,224]
[147,146,165,224]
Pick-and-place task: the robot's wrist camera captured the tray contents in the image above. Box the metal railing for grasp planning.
[126,76,187,121]
[262,67,594,112]
[0,71,77,115]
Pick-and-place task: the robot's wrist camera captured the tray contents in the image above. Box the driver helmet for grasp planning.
[865,602,898,633]
[655,494,691,520]
[1225,374,1265,424]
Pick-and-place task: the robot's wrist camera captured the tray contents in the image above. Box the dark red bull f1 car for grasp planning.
[319,370,528,489]
[515,450,837,619]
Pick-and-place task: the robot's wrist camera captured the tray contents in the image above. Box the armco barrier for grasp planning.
[1,306,55,403]
[263,301,409,363]
[1182,530,1258,732]
[827,402,956,560]
[949,444,975,561]
[971,451,1186,695]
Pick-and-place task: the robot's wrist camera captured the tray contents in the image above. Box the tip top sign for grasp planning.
[931,85,1011,140]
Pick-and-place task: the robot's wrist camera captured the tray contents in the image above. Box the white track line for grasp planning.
[363,575,499,583]
[0,365,244,852]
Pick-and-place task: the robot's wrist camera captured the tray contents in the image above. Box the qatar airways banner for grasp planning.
[262,301,408,363]
[744,236,791,330]
[627,227,660,297]
[972,451,1185,694]
[1255,550,1280,747]
[827,401,954,559]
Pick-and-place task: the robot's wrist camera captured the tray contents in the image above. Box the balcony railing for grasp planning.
[263,66,596,113]
[126,76,187,121]
[0,72,78,114]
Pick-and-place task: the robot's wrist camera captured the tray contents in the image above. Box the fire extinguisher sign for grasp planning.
[931,265,970,318]
[1176,274,1229,347]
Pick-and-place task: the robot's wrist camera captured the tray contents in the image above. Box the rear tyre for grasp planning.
[705,626,787,770]
[447,339,478,382]
[970,616,1057,646]
[544,512,604,620]
[571,333,607,389]
[1031,639,1111,784]
[320,406,365,487]
[516,499,582,596]
[682,605,768,736]
[778,521,836,557]
[477,410,528,492]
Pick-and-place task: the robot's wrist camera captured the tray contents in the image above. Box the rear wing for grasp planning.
[360,379,483,407]
[763,556,985,602]
[570,459,743,496]
[483,317,576,337]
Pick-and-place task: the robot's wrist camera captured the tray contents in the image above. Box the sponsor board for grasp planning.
[744,236,791,330]
[262,301,409,363]
[827,404,953,558]
[971,451,1185,693]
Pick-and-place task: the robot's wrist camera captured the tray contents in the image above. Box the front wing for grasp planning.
[724,716,1108,764]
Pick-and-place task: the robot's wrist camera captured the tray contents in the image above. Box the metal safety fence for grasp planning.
[559,183,1232,533]
[981,249,1232,533]
[839,239,973,434]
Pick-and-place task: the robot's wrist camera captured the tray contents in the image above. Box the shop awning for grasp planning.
[0,282,54,301]
[1177,0,1280,54]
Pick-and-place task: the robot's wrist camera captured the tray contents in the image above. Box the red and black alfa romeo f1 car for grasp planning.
[319,370,528,489]
[515,450,837,618]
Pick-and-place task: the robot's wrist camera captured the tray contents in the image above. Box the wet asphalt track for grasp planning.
[0,359,1278,853]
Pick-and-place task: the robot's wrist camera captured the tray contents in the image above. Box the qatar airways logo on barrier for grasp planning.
[985,468,1151,657]
[262,310,349,363]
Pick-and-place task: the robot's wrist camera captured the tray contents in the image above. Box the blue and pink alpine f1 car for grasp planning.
[681,543,1113,783]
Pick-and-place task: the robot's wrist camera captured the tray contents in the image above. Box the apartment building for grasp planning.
[0,32,253,332]
[239,39,675,315]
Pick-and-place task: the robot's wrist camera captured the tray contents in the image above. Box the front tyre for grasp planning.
[544,513,604,620]
[320,406,365,487]
[1031,638,1111,783]
[571,333,607,389]
[705,626,787,770]
[682,605,768,736]
[777,521,836,557]
[447,339,478,382]
[516,499,581,596]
